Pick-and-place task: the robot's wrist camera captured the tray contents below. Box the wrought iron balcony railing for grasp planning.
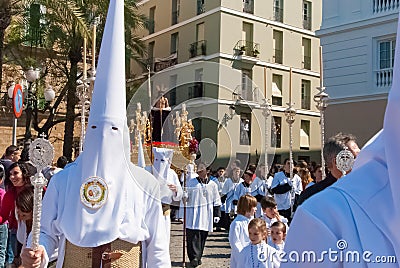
[189,40,207,58]
[234,40,260,58]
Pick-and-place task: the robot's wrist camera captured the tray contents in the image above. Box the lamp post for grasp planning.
[261,98,272,171]
[22,67,40,159]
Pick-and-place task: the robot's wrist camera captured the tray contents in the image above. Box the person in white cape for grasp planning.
[146,147,182,245]
[20,0,171,267]
[281,12,400,268]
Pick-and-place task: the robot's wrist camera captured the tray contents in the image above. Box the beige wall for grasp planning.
[325,100,387,147]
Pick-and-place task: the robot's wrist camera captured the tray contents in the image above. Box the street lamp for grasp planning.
[22,67,40,160]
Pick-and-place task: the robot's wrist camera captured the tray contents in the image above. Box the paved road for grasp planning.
[169,222,231,267]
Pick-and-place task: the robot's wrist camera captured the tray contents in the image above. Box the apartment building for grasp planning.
[318,0,398,146]
[132,0,322,168]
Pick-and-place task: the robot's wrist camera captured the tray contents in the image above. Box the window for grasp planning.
[243,0,254,14]
[170,32,179,54]
[301,80,311,110]
[273,0,283,22]
[302,38,311,70]
[272,74,283,106]
[272,116,281,148]
[242,69,253,100]
[376,38,396,87]
[172,0,179,25]
[273,30,283,64]
[147,41,155,71]
[379,39,395,69]
[149,7,155,34]
[300,120,310,149]
[196,23,205,42]
[197,0,205,15]
[240,113,251,145]
[189,69,203,98]
[303,1,312,30]
[168,75,177,106]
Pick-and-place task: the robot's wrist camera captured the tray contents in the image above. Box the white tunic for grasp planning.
[221,178,243,214]
[237,241,280,268]
[185,178,221,232]
[271,172,293,210]
[233,178,265,217]
[228,214,251,268]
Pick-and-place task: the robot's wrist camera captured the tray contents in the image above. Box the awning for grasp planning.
[272,82,282,97]
[300,128,310,148]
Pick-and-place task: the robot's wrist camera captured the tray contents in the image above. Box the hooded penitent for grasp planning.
[44,0,161,247]
[281,13,400,267]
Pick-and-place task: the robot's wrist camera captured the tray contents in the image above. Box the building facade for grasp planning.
[317,0,398,146]
[132,0,323,168]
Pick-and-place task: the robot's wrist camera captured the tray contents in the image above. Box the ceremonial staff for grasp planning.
[29,135,54,250]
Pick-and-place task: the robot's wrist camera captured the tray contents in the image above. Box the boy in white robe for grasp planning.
[185,163,221,268]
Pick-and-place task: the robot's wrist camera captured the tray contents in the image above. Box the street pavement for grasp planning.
[169,222,231,267]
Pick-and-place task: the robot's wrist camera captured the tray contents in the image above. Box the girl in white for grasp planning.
[228,194,257,268]
[238,218,281,268]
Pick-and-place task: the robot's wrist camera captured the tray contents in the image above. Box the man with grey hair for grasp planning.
[296,132,359,207]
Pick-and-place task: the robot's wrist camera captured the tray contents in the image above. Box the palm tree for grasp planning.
[4,0,146,160]
[0,0,26,88]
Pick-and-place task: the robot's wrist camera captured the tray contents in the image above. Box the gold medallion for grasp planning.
[80,176,108,209]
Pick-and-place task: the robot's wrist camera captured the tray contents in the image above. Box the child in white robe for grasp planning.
[260,196,289,240]
[268,221,286,252]
[228,194,257,268]
[238,218,280,268]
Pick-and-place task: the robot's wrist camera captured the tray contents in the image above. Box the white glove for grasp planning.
[183,191,189,199]
[214,217,220,223]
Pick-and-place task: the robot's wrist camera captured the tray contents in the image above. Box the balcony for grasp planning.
[243,0,254,14]
[302,55,311,70]
[273,6,283,22]
[197,0,205,15]
[375,68,393,87]
[233,85,262,103]
[303,17,311,30]
[234,40,260,65]
[172,11,178,25]
[147,54,177,73]
[273,49,283,64]
[373,0,399,13]
[189,40,207,59]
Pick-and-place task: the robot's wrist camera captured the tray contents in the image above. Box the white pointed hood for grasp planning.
[151,147,173,180]
[55,0,146,246]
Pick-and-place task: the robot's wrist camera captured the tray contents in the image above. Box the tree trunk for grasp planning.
[63,62,79,161]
